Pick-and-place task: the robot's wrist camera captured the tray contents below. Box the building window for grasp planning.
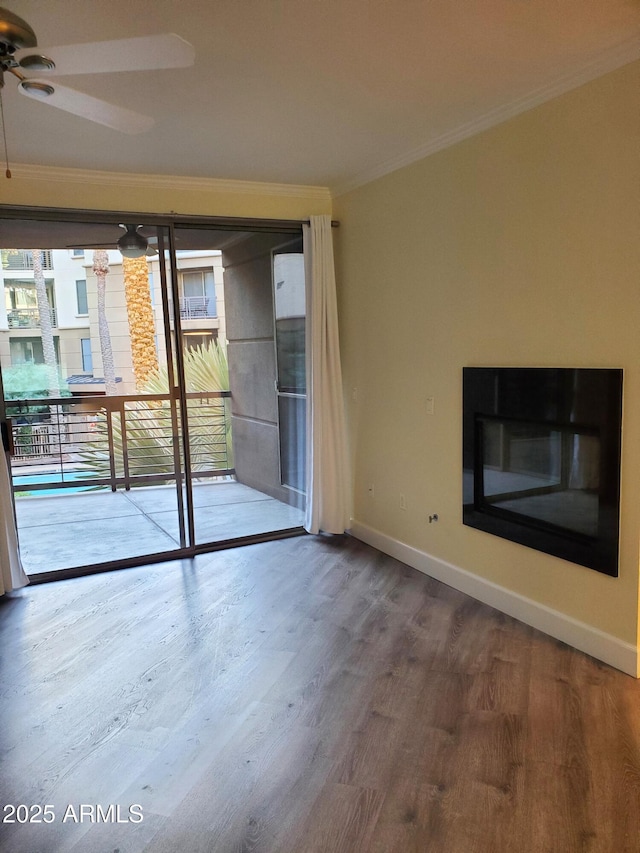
[183,330,218,352]
[81,339,93,372]
[5,279,57,328]
[179,269,216,318]
[71,249,85,258]
[76,279,88,315]
[1,249,53,270]
[10,336,60,365]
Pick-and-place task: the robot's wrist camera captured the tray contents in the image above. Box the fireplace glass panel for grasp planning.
[480,419,600,538]
[462,367,622,576]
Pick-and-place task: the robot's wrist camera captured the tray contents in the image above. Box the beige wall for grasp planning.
[1,168,332,221]
[334,60,640,655]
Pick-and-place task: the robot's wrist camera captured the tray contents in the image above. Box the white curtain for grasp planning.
[303,215,351,534]
[0,448,28,594]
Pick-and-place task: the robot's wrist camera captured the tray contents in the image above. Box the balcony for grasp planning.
[8,391,304,574]
[8,390,233,489]
[15,480,304,575]
[7,307,58,329]
[2,249,53,270]
[179,296,216,320]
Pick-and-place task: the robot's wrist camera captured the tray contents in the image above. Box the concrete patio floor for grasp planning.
[15,481,305,575]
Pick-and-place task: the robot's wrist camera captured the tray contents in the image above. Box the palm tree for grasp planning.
[32,249,59,398]
[122,255,158,390]
[92,250,118,395]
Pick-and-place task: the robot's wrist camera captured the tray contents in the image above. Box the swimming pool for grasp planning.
[13,471,105,497]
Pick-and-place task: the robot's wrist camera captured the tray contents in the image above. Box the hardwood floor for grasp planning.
[1,534,640,852]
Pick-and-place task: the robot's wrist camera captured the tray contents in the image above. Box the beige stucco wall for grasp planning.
[334,60,640,658]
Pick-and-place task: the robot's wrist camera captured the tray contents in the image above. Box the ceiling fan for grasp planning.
[66,225,185,258]
[0,6,195,133]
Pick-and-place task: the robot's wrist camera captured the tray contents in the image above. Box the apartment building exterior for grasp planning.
[0,248,226,396]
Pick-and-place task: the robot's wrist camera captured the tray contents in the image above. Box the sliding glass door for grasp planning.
[173,225,305,546]
[0,219,190,576]
[0,211,306,579]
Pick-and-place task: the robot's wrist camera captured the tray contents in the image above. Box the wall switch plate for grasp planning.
[426,396,435,415]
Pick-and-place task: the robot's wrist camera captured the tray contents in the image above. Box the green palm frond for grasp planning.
[78,342,232,483]
[144,341,229,394]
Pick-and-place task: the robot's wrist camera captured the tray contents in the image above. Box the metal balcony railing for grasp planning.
[179,296,216,319]
[8,391,234,493]
[7,307,58,329]
[2,250,53,270]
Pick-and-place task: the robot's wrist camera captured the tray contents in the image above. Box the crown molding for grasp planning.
[332,39,640,197]
[8,163,332,201]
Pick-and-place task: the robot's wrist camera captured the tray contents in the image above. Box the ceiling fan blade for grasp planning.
[15,33,195,76]
[18,80,155,133]
[66,242,158,256]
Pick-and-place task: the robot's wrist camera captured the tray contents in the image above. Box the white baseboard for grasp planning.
[349,519,638,677]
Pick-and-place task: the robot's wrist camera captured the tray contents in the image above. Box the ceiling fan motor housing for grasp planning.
[117,225,149,258]
[0,7,37,56]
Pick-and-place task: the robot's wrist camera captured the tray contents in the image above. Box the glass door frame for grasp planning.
[0,205,307,583]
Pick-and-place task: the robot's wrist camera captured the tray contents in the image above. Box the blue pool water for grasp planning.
[13,471,104,497]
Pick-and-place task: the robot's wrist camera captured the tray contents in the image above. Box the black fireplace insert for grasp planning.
[463,368,622,576]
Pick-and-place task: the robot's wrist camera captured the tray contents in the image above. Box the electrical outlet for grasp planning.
[426,396,435,415]
[400,493,407,511]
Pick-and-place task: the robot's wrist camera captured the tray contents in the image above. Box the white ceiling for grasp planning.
[2,0,640,194]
